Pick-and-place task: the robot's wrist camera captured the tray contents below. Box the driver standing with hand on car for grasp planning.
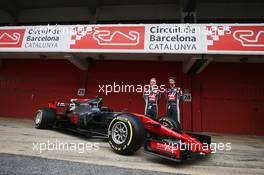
[143,78,160,120]
[165,77,183,124]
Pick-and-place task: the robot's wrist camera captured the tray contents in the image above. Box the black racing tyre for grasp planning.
[108,114,145,155]
[35,108,56,129]
[158,116,182,132]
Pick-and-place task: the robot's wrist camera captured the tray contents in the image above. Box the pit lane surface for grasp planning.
[0,117,263,175]
[0,153,184,175]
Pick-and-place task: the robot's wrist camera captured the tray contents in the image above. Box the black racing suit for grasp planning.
[143,86,160,121]
[165,87,183,123]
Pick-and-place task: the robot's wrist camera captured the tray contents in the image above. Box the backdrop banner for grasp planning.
[0,24,263,55]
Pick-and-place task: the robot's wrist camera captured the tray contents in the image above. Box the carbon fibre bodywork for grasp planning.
[39,97,211,161]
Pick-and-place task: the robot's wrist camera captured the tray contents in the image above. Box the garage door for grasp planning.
[0,59,184,119]
[0,59,86,118]
[197,63,264,135]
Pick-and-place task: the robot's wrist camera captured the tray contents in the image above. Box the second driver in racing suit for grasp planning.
[165,77,183,124]
[143,78,160,120]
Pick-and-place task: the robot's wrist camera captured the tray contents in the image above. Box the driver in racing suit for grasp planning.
[143,78,160,120]
[165,77,183,124]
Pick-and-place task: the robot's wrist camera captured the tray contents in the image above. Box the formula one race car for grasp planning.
[34,97,211,161]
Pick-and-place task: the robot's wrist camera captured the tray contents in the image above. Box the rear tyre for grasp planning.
[159,116,182,132]
[35,108,56,129]
[108,114,145,155]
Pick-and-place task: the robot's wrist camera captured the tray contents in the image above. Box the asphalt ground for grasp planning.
[0,153,186,175]
[0,117,263,175]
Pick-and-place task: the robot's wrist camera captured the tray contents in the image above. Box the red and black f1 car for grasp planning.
[35,97,211,161]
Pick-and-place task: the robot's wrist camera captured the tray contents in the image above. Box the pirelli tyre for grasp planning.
[35,108,56,129]
[158,116,182,131]
[108,114,145,155]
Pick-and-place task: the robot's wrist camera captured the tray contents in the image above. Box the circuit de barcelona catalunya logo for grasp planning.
[0,29,25,48]
[70,26,145,49]
[207,26,264,51]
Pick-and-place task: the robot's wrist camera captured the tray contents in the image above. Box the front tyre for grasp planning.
[35,108,56,129]
[108,114,145,155]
